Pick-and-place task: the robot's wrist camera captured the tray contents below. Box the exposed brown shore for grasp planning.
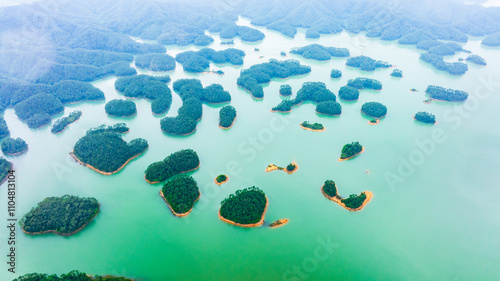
[70,148,148,175]
[21,206,100,236]
[368,119,380,125]
[219,197,268,227]
[160,190,200,217]
[145,163,201,184]
[270,219,289,228]
[315,110,341,117]
[215,175,229,185]
[238,86,263,100]
[338,147,365,161]
[4,146,29,156]
[219,115,237,129]
[300,124,325,132]
[321,185,373,211]
[53,115,82,135]
[265,162,298,174]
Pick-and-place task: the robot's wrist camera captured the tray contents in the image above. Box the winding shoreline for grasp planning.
[160,190,200,217]
[4,146,29,156]
[238,86,263,100]
[21,206,100,236]
[219,197,268,227]
[70,148,148,175]
[145,163,201,184]
[338,147,365,161]
[300,124,325,132]
[321,185,373,211]
[53,115,82,134]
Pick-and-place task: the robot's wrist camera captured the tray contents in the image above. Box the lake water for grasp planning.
[1,17,500,281]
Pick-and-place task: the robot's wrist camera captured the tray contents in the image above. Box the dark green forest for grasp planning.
[135,53,176,71]
[51,111,82,134]
[73,125,148,173]
[145,149,200,183]
[361,102,387,118]
[26,113,53,129]
[279,84,292,96]
[316,101,342,116]
[209,21,265,42]
[419,52,468,75]
[175,48,246,72]
[301,121,324,130]
[0,157,12,184]
[13,270,132,281]
[347,78,383,90]
[414,112,436,124]
[219,106,237,128]
[466,55,487,66]
[220,187,267,225]
[272,82,336,113]
[338,86,360,101]
[14,93,64,122]
[105,99,137,117]
[342,192,367,209]
[290,44,350,60]
[426,85,469,102]
[0,116,9,139]
[19,195,99,235]
[323,180,338,198]
[1,137,28,155]
[162,175,200,214]
[330,69,342,78]
[390,69,403,78]
[340,142,363,160]
[346,56,391,71]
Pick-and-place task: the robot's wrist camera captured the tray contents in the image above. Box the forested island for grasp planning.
[330,69,342,78]
[209,21,265,42]
[321,180,372,211]
[135,53,176,71]
[51,111,82,134]
[290,44,350,60]
[420,52,468,75]
[145,149,200,184]
[414,112,436,124]
[361,102,387,120]
[72,124,148,175]
[300,121,325,131]
[237,59,311,99]
[175,48,245,72]
[219,187,268,227]
[19,195,99,236]
[114,75,172,115]
[161,175,200,217]
[339,142,364,161]
[215,174,229,185]
[13,270,133,281]
[1,137,28,156]
[0,157,12,184]
[266,162,298,174]
[279,84,292,96]
[338,86,360,101]
[316,101,342,116]
[426,85,469,102]
[105,99,137,117]
[0,116,9,139]
[346,56,391,71]
[466,55,487,66]
[219,106,237,129]
[14,93,64,129]
[272,82,336,113]
[390,69,403,77]
[347,78,383,90]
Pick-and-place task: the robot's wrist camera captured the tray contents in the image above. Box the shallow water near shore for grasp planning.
[2,17,500,281]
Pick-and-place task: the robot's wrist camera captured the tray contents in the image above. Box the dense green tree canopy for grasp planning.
[162,175,200,215]
[13,270,133,281]
[19,195,99,235]
[26,113,52,129]
[290,44,350,60]
[330,69,342,78]
[1,137,28,155]
[414,112,436,124]
[135,53,176,71]
[390,69,403,77]
[301,121,324,130]
[105,99,137,117]
[219,106,237,128]
[0,157,11,184]
[323,180,337,197]
[346,56,391,71]
[0,116,10,139]
[466,55,487,65]
[73,125,148,173]
[114,75,172,114]
[14,93,64,121]
[361,102,387,118]
[145,149,200,183]
[338,86,360,101]
[347,78,382,90]
[340,142,363,160]
[316,101,342,116]
[279,84,292,96]
[51,111,82,134]
[420,52,468,75]
[342,192,367,209]
[220,187,267,225]
[175,48,246,72]
[425,85,468,101]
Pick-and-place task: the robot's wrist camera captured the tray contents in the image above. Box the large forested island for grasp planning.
[290,44,350,60]
[105,99,137,117]
[0,157,12,184]
[114,75,172,115]
[339,142,364,161]
[219,187,268,227]
[1,137,28,156]
[145,149,200,184]
[13,270,133,281]
[72,124,148,175]
[237,59,311,99]
[175,48,246,72]
[19,195,99,236]
[219,106,237,129]
[321,180,372,211]
[426,85,469,102]
[346,56,391,71]
[361,102,388,119]
[51,111,82,134]
[419,52,468,75]
[135,53,176,71]
[272,82,337,113]
[160,175,200,217]
[316,100,342,116]
[347,78,383,90]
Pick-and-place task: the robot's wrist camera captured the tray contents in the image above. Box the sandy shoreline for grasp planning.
[270,219,289,228]
[219,197,268,227]
[368,119,380,125]
[4,146,29,156]
[219,115,237,129]
[215,175,229,185]
[266,162,298,174]
[338,147,365,161]
[22,206,100,236]
[321,185,373,211]
[300,124,325,132]
[53,115,82,134]
[160,190,200,217]
[71,148,148,175]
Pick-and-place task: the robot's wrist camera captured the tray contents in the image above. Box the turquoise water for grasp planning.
[1,17,500,280]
